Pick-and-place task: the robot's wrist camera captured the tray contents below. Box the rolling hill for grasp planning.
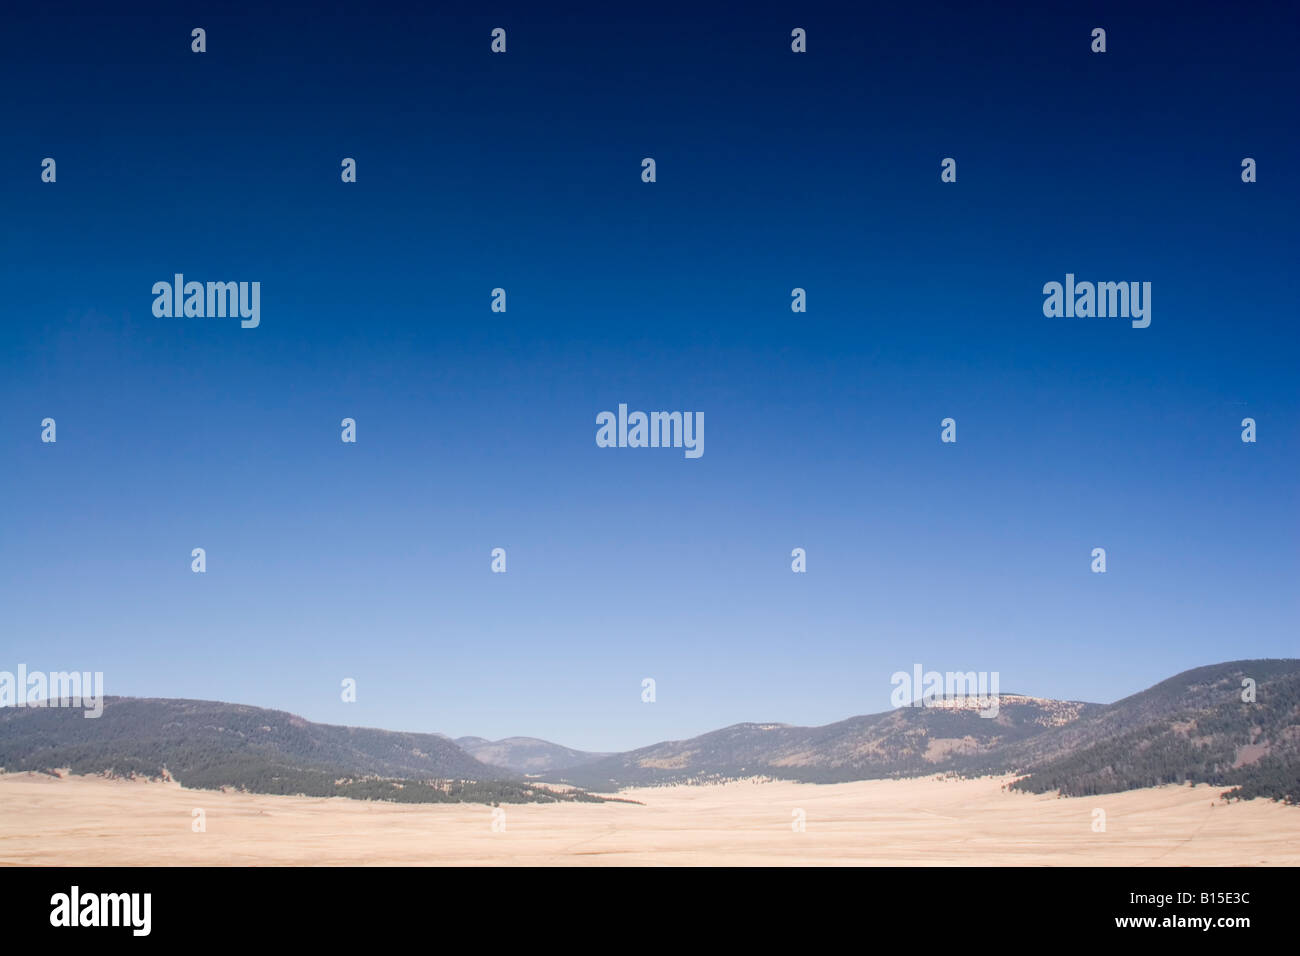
[3,659,1295,804]
[547,660,1300,803]
[1004,659,1300,801]
[0,697,606,804]
[550,694,1100,790]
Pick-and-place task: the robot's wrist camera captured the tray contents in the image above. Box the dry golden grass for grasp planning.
[1,771,1295,866]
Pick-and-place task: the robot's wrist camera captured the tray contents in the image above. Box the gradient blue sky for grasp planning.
[2,1,1297,751]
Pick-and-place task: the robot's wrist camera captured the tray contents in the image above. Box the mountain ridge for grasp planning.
[544,660,1300,803]
[2,659,1295,804]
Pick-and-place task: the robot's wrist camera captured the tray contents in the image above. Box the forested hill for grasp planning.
[5,660,1296,805]
[1005,659,1300,802]
[0,697,608,805]
[550,660,1300,804]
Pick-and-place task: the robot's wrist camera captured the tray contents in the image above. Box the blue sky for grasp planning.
[1,1,1296,751]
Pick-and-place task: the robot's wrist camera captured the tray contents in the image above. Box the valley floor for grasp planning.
[0,771,1295,866]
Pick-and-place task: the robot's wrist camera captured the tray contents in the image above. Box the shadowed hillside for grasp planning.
[1004,660,1300,802]
[0,698,609,804]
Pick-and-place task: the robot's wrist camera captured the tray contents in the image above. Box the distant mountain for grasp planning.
[550,694,1099,790]
[0,698,607,805]
[548,660,1300,804]
[454,736,609,774]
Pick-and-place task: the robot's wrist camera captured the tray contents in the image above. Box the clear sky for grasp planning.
[1,1,1296,751]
